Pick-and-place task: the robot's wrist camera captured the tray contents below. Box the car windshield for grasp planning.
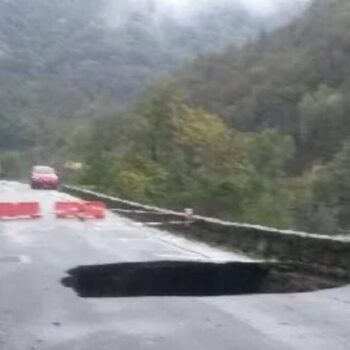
[33,167,55,174]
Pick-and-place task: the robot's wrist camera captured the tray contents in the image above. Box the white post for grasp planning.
[184,208,194,225]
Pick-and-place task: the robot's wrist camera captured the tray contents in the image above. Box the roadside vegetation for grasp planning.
[1,0,349,234]
[73,0,350,234]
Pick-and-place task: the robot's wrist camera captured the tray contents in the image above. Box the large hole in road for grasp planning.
[61,261,346,298]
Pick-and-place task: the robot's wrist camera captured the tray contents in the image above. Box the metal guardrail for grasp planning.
[63,184,350,242]
[63,184,350,279]
[63,185,194,226]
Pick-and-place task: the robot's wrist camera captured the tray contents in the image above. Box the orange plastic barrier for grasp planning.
[0,202,41,219]
[16,202,41,218]
[0,202,15,219]
[55,201,82,218]
[55,201,106,219]
[82,201,106,219]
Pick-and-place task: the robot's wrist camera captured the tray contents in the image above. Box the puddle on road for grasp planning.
[61,261,346,298]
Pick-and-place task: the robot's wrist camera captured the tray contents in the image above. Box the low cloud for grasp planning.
[104,0,311,27]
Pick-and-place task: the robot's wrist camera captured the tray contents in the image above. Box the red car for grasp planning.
[30,166,59,190]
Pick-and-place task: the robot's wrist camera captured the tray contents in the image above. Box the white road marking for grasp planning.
[154,254,205,261]
[116,237,150,242]
[132,222,144,227]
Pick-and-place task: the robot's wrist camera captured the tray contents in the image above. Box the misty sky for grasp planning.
[164,0,280,14]
[151,0,310,15]
[106,0,310,27]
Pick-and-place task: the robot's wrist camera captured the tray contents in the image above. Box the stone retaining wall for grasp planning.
[64,185,350,278]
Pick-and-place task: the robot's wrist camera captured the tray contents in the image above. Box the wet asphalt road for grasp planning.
[0,181,349,350]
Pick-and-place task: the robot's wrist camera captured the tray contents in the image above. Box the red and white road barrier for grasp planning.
[0,202,41,220]
[55,201,106,219]
[83,201,106,219]
[0,197,189,223]
[55,201,81,219]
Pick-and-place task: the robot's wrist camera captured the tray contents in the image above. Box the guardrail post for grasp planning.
[184,208,194,226]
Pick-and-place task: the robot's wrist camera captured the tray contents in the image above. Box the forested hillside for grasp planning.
[0,0,301,173]
[3,0,344,234]
[173,0,350,233]
[178,0,350,165]
[76,0,350,234]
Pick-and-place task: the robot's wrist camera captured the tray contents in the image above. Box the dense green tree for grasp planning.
[173,0,350,170]
[307,142,350,233]
[78,89,298,227]
[298,85,345,162]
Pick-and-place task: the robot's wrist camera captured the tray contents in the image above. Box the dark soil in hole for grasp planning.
[61,261,347,298]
